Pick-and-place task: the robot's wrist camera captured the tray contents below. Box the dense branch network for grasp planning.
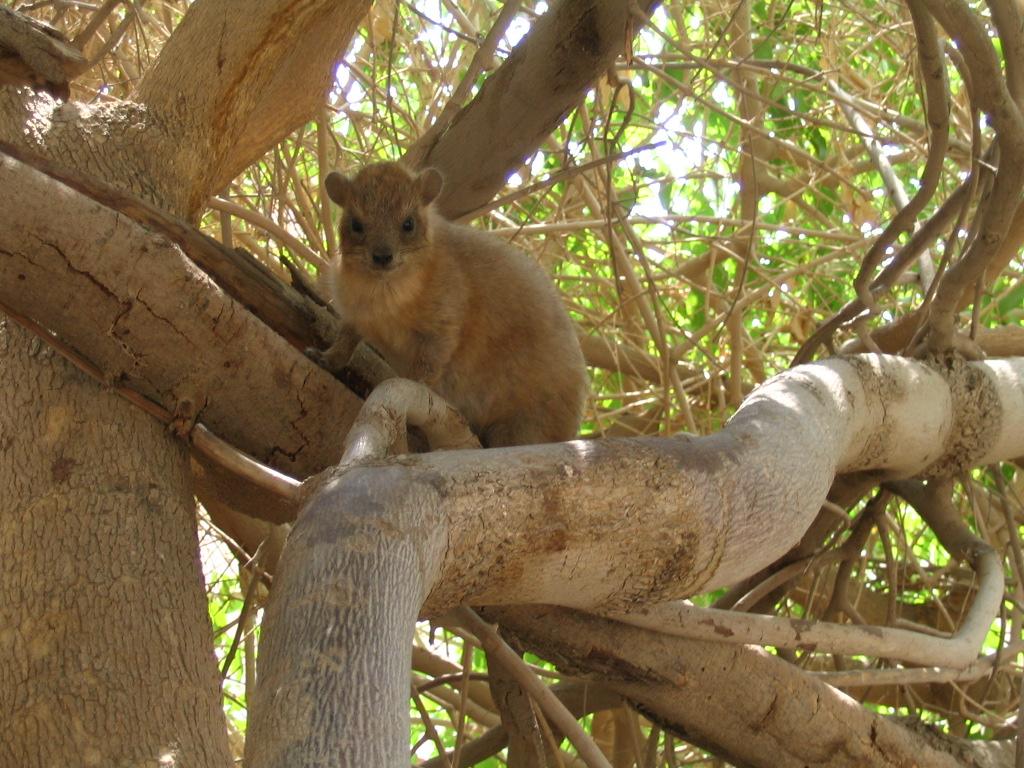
[4,0,1024,766]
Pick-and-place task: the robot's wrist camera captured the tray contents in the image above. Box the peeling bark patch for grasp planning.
[844,355,905,467]
[698,617,735,638]
[643,531,699,600]
[568,5,602,60]
[50,454,76,483]
[921,355,1002,478]
[540,488,570,552]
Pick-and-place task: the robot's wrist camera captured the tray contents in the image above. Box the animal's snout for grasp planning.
[372,248,394,268]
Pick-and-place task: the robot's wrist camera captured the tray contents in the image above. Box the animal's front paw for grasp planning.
[306,344,354,376]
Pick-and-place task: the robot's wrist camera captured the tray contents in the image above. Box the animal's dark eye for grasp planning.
[350,217,364,234]
[402,217,415,233]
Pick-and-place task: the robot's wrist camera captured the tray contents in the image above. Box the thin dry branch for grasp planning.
[419,682,622,768]
[606,532,1001,669]
[920,0,1024,352]
[456,608,612,768]
[341,378,480,463]
[850,0,949,305]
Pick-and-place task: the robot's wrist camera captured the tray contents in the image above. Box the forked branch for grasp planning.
[247,353,1024,765]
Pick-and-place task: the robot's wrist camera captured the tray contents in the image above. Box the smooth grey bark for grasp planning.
[246,469,448,767]
[248,354,1024,765]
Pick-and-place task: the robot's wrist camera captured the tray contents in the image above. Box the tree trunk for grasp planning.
[0,320,231,767]
[1,2,371,759]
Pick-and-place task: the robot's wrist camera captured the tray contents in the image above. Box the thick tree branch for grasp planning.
[405,0,659,219]
[0,140,330,350]
[0,294,305,523]
[417,354,1023,612]
[0,1,367,217]
[492,605,1011,768]
[135,0,369,211]
[0,152,362,484]
[0,144,670,468]
[0,6,86,97]
[247,353,1024,762]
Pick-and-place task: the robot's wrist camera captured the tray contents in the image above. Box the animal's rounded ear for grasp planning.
[324,171,353,208]
[417,168,444,206]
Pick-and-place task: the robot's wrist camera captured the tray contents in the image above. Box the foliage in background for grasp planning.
[19,0,1024,764]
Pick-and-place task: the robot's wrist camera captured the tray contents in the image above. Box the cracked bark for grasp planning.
[0,151,235,766]
[0,153,361,483]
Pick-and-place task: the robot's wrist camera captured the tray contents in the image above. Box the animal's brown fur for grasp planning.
[321,161,588,447]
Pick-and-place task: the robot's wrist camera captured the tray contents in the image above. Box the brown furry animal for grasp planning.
[319,161,587,447]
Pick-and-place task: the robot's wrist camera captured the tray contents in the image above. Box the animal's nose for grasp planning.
[372,249,393,267]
